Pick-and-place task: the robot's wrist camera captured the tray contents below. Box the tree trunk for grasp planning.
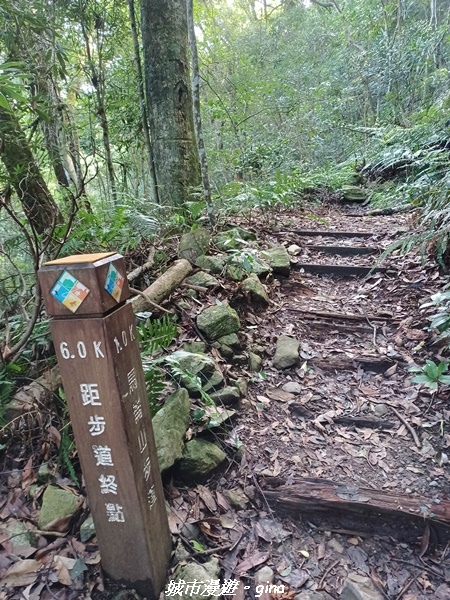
[127,0,159,204]
[140,0,201,207]
[80,15,118,205]
[0,106,61,233]
[186,0,215,227]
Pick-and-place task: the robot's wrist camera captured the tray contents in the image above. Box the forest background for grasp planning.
[1,0,450,402]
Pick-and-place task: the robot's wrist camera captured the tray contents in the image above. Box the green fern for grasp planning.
[137,315,178,356]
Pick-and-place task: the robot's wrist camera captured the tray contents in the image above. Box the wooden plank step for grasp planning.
[274,230,374,238]
[293,263,386,277]
[285,308,396,322]
[263,477,450,527]
[306,245,379,256]
[311,356,398,374]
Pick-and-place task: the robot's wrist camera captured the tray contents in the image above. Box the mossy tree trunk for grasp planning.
[0,106,61,233]
[140,0,201,207]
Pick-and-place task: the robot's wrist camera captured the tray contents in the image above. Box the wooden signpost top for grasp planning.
[38,253,171,598]
[39,252,131,317]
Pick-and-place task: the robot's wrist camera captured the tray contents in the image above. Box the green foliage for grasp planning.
[138,315,178,413]
[138,315,178,355]
[409,360,450,391]
[421,290,450,348]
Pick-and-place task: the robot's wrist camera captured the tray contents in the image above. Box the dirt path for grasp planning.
[192,203,450,599]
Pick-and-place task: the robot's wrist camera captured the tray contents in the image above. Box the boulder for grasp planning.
[273,336,300,369]
[186,271,219,288]
[223,489,248,510]
[249,351,263,372]
[340,185,366,202]
[226,225,256,241]
[341,573,384,600]
[168,351,216,392]
[282,381,302,394]
[250,257,271,277]
[225,261,246,282]
[210,386,241,406]
[38,485,81,531]
[80,515,96,542]
[241,274,269,306]
[202,369,224,393]
[153,388,190,472]
[194,255,226,274]
[2,520,37,553]
[263,247,291,276]
[197,305,240,341]
[168,558,220,600]
[214,227,255,251]
[179,228,210,262]
[288,244,302,256]
[216,332,241,349]
[235,377,248,397]
[179,439,226,477]
[183,341,206,354]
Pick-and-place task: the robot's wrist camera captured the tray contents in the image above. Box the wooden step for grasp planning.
[306,245,379,256]
[293,263,386,277]
[275,230,374,238]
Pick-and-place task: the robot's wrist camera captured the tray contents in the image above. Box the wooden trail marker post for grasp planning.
[39,252,171,598]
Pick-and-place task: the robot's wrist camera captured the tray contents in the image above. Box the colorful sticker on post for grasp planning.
[50,270,90,313]
[104,263,124,302]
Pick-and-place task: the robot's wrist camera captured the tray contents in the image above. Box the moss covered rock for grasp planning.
[179,439,226,477]
[197,305,240,341]
[153,388,190,472]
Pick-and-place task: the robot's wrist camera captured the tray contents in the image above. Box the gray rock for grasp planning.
[255,565,274,586]
[341,573,384,600]
[3,520,37,552]
[179,228,210,262]
[341,185,366,202]
[210,386,241,406]
[263,246,291,276]
[179,439,226,477]
[282,381,302,394]
[186,271,219,288]
[231,353,248,366]
[183,341,206,354]
[197,305,240,341]
[288,244,302,256]
[226,225,256,241]
[216,333,241,350]
[241,274,269,306]
[235,377,248,397]
[168,351,216,392]
[294,592,333,600]
[251,257,272,277]
[213,333,241,360]
[249,351,263,372]
[214,342,234,360]
[226,262,246,282]
[202,369,224,393]
[168,559,220,600]
[373,403,389,417]
[153,389,190,472]
[223,489,248,510]
[273,336,300,369]
[177,299,192,311]
[80,515,96,542]
[194,255,226,274]
[38,485,81,531]
[214,228,254,251]
[37,464,52,485]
